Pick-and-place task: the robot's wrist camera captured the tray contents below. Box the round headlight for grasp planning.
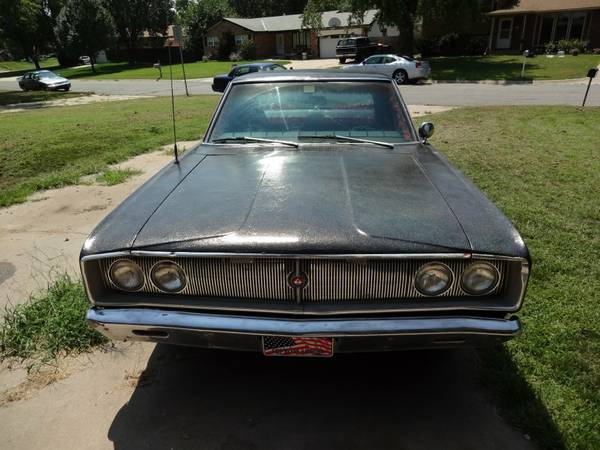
[151,261,187,293]
[109,259,145,292]
[461,262,500,295]
[415,262,453,296]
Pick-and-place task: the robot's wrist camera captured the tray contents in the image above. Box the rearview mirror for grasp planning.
[418,122,434,143]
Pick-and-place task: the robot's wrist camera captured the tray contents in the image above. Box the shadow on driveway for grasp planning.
[108,345,557,450]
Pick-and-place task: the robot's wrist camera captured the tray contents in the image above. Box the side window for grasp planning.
[364,56,382,65]
[266,65,286,71]
[383,57,396,64]
[236,67,251,76]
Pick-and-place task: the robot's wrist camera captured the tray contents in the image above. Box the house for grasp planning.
[204,10,399,59]
[487,0,600,52]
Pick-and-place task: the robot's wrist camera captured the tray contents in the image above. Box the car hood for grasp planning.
[130,148,471,253]
[40,76,69,83]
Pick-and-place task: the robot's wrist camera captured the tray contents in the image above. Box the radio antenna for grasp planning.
[166,40,179,164]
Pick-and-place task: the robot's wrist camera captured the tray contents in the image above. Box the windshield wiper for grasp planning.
[298,134,395,149]
[211,136,298,148]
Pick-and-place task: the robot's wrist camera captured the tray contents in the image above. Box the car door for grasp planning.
[361,55,383,73]
[379,56,399,77]
[20,73,31,89]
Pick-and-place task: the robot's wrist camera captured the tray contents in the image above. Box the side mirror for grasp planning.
[418,122,434,143]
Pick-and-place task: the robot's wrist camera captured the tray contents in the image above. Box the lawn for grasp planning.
[52,59,289,80]
[421,106,600,449]
[0,57,60,73]
[0,90,88,106]
[0,95,220,206]
[429,54,600,80]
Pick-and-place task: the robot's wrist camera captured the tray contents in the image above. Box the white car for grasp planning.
[340,54,431,84]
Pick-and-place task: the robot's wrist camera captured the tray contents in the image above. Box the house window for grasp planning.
[235,34,249,46]
[292,31,309,48]
[537,12,588,45]
[207,36,219,48]
[555,14,569,41]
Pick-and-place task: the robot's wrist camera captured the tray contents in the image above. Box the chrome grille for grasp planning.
[99,256,507,302]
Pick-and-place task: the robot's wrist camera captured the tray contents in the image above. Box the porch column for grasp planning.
[488,16,495,52]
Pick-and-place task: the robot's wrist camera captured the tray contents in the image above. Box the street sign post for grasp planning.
[583,68,598,107]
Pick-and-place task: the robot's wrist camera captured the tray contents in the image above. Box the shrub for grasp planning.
[593,48,600,55]
[547,39,589,54]
[464,36,488,56]
[229,51,242,61]
[415,38,436,57]
[438,33,461,55]
[239,39,256,60]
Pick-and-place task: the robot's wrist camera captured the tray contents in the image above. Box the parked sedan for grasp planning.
[341,54,431,84]
[82,71,529,357]
[211,62,286,92]
[18,70,71,91]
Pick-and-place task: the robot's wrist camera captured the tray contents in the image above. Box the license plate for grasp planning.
[262,336,333,357]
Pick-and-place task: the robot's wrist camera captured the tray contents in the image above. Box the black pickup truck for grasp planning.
[335,37,392,63]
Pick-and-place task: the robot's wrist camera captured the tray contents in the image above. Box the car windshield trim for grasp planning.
[211,136,299,148]
[297,134,395,149]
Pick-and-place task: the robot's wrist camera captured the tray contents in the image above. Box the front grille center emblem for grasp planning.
[288,272,308,289]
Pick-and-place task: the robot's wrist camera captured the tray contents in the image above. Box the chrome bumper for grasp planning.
[87,308,521,352]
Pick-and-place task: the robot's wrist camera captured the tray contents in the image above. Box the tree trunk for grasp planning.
[33,57,41,70]
[397,15,415,56]
[90,58,96,72]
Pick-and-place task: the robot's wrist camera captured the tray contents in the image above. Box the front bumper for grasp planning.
[87,308,521,352]
[46,82,70,90]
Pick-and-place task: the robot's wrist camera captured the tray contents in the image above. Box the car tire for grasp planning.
[393,69,409,85]
[20,86,28,92]
[339,57,346,64]
[63,87,70,92]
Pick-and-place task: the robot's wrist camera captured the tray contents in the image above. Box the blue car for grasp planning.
[212,62,286,92]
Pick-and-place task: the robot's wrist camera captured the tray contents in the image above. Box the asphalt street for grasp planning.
[1,76,599,106]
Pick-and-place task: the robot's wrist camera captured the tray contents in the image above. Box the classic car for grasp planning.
[340,54,431,84]
[211,62,287,93]
[18,70,71,91]
[81,71,530,357]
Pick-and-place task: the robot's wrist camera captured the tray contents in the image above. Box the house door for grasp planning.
[496,18,513,49]
[276,33,285,55]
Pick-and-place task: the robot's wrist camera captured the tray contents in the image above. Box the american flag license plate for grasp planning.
[262,336,333,357]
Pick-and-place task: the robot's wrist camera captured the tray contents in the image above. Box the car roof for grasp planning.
[235,62,281,68]
[231,70,392,84]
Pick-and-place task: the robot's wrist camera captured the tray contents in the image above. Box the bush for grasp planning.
[417,34,488,57]
[438,33,461,55]
[239,39,256,60]
[546,39,589,54]
[229,51,242,61]
[464,36,488,56]
[415,38,436,57]
[593,48,600,55]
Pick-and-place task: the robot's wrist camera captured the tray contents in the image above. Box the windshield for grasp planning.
[38,71,60,79]
[209,81,414,144]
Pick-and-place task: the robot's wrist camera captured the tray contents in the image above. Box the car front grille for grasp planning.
[99,256,508,303]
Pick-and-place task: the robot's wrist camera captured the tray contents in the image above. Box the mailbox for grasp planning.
[587,68,598,79]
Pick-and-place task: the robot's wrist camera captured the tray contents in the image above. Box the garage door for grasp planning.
[319,37,339,58]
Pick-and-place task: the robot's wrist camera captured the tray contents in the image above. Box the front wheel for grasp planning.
[393,69,409,85]
[338,57,346,64]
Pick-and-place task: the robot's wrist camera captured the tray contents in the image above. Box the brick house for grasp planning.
[487,0,600,52]
[204,10,399,59]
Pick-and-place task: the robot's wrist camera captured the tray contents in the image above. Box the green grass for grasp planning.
[96,168,141,185]
[429,54,600,80]
[0,95,220,207]
[0,276,107,363]
[0,90,88,106]
[53,59,290,80]
[0,57,60,73]
[420,106,600,449]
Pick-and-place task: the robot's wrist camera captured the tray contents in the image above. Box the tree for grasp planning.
[302,0,518,55]
[176,0,233,58]
[0,0,64,69]
[105,0,174,62]
[54,0,115,72]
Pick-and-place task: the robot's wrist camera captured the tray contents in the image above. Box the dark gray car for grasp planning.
[81,71,530,357]
[18,70,71,91]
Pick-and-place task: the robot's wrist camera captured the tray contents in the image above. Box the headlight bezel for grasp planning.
[460,261,501,296]
[150,260,187,293]
[108,258,145,292]
[414,261,454,297]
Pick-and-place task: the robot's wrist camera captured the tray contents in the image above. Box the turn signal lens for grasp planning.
[151,261,187,293]
[415,262,453,296]
[461,262,499,295]
[109,259,145,292]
